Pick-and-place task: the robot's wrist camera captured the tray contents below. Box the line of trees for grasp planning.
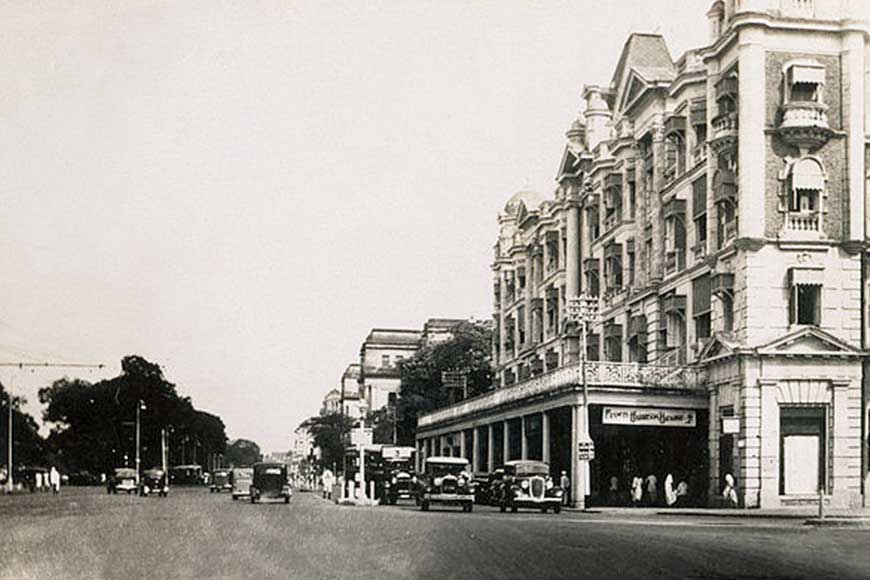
[35,355,228,476]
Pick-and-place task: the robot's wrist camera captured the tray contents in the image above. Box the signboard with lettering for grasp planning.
[577,439,595,461]
[350,428,373,447]
[381,446,414,461]
[721,417,740,434]
[602,406,697,428]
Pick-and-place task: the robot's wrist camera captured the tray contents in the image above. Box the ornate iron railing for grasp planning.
[417,360,706,428]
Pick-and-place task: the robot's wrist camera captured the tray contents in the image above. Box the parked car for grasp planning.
[498,460,562,514]
[139,469,169,497]
[415,457,475,512]
[210,469,232,493]
[474,469,504,505]
[250,463,292,504]
[67,471,101,487]
[108,468,138,494]
[231,467,253,500]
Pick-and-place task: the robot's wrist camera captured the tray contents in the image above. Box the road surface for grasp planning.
[2,487,869,580]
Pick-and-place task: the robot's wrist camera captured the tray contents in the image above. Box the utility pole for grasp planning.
[1,361,104,494]
[565,295,599,510]
[161,428,167,473]
[135,400,146,485]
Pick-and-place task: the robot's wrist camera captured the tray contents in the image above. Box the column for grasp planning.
[571,404,590,509]
[737,26,765,239]
[759,380,779,507]
[459,430,466,459]
[472,428,480,473]
[542,411,551,465]
[844,31,866,240]
[707,389,720,504]
[487,424,495,472]
[503,421,510,464]
[521,416,528,460]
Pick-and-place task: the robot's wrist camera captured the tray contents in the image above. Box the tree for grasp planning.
[224,439,261,467]
[301,413,354,470]
[394,321,493,445]
[39,355,227,474]
[0,383,46,469]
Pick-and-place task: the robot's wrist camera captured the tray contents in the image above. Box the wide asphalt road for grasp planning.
[2,487,870,580]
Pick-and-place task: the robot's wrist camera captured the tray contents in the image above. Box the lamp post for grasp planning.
[135,400,146,485]
[565,294,600,509]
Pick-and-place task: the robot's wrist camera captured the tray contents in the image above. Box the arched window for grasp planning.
[788,157,825,213]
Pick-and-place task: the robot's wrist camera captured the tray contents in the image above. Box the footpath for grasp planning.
[585,505,870,527]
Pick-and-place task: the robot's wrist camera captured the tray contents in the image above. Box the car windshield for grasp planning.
[114,469,136,478]
[428,463,466,477]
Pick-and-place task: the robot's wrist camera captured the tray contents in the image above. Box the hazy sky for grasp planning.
[0,0,707,451]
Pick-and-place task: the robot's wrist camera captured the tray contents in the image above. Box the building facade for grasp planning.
[418,0,869,509]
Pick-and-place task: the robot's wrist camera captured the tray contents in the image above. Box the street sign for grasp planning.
[577,439,595,462]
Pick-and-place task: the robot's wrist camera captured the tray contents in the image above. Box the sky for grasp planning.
[0,0,707,452]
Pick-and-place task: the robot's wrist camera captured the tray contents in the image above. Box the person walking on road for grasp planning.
[49,466,61,494]
[560,471,570,506]
[321,469,334,500]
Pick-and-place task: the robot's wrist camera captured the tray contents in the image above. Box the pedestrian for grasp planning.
[631,476,643,506]
[644,473,658,506]
[607,476,620,506]
[675,480,689,507]
[722,473,738,508]
[321,469,334,500]
[35,471,43,493]
[560,471,570,505]
[664,473,676,507]
[49,466,61,494]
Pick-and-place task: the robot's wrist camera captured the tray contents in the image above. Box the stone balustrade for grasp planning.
[418,360,706,428]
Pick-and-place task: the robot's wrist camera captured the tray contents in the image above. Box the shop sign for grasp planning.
[381,446,414,460]
[602,406,696,428]
[350,428,373,446]
[577,439,595,462]
[721,417,740,434]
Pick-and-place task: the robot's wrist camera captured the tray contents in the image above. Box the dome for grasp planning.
[503,190,544,214]
[566,117,586,140]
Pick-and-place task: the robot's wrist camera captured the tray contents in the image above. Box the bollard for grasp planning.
[818,487,825,520]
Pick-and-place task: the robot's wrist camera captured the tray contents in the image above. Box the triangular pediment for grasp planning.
[756,327,863,358]
[697,333,742,362]
[557,146,582,179]
[618,71,648,113]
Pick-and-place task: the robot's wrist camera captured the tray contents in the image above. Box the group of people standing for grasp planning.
[615,473,690,507]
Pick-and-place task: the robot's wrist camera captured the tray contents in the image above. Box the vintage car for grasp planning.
[382,465,415,505]
[139,469,169,497]
[474,469,504,505]
[109,467,138,494]
[231,467,253,500]
[498,460,562,513]
[250,462,292,504]
[210,469,232,493]
[415,457,475,512]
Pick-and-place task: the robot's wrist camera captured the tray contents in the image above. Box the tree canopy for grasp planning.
[301,412,354,471]
[38,355,227,475]
[0,383,46,469]
[393,320,493,445]
[224,438,261,467]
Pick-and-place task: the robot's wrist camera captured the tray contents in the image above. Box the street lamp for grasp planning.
[135,400,146,485]
[565,294,600,509]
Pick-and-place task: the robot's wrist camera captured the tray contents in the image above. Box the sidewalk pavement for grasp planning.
[579,506,870,526]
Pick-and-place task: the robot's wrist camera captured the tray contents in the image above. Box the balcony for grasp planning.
[785,211,820,232]
[710,112,738,154]
[692,242,707,260]
[778,102,832,150]
[417,360,706,428]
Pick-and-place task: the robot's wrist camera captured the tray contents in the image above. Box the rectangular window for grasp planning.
[628,179,637,219]
[382,354,391,367]
[790,284,821,325]
[693,275,712,340]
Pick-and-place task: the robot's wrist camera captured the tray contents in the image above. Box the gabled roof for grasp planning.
[557,146,583,180]
[696,333,743,363]
[610,33,675,114]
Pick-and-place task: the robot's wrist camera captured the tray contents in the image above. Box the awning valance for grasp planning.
[664,116,686,138]
[604,243,622,259]
[713,169,737,201]
[690,99,707,126]
[663,294,687,313]
[604,323,623,339]
[628,315,647,339]
[716,76,738,100]
[663,199,687,219]
[692,274,712,315]
[584,258,600,273]
[788,64,825,86]
[791,158,825,191]
[605,173,622,189]
[711,272,735,296]
[789,267,824,286]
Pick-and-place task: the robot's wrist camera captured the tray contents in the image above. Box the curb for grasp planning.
[804,517,870,527]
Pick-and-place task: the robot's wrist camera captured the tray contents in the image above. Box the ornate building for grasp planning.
[417,0,869,509]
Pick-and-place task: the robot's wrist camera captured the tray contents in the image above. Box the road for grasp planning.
[2,487,870,580]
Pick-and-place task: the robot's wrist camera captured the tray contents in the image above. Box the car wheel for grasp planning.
[499,503,506,513]
[553,505,561,514]
[389,496,397,505]
[421,500,429,512]
[466,503,473,513]
[511,505,518,513]
[232,496,237,501]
